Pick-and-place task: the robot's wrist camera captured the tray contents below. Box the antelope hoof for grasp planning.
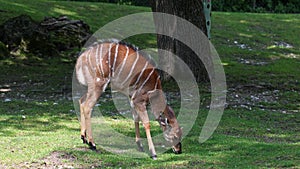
[136,140,144,152]
[138,146,144,152]
[88,142,97,151]
[81,135,88,144]
[151,155,157,160]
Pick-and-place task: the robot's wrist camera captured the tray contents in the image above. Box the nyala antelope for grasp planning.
[75,40,182,159]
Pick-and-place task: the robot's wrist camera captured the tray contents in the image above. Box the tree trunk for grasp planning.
[253,0,257,10]
[150,0,209,82]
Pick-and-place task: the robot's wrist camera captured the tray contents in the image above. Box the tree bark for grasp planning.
[150,0,209,82]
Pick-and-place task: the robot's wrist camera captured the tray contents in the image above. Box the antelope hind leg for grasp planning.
[134,121,144,152]
[134,103,157,159]
[79,94,88,144]
[80,80,106,150]
[132,108,144,152]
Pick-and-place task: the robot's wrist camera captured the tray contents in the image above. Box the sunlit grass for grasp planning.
[0,0,151,32]
[52,7,78,16]
[0,100,80,164]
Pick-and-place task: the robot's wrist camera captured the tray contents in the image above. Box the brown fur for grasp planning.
[75,41,182,158]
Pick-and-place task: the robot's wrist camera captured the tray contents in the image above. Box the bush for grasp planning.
[0,41,9,58]
[52,0,149,6]
[212,0,300,13]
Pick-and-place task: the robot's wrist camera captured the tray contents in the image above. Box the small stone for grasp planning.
[4,98,11,102]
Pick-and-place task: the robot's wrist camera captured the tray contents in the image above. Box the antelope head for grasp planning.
[149,90,183,154]
[160,106,182,154]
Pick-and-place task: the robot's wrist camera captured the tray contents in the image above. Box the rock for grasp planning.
[37,15,92,52]
[0,15,38,52]
[0,15,92,58]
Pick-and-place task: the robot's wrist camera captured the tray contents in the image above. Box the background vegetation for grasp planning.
[52,0,300,13]
[213,0,300,13]
[0,0,299,168]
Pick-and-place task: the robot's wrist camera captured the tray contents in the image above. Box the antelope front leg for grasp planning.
[143,121,157,160]
[136,107,157,159]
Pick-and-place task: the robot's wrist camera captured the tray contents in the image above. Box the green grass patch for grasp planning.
[212,12,300,88]
[0,100,80,164]
[1,101,299,168]
[0,0,150,32]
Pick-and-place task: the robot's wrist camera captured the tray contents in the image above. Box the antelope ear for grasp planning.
[148,89,167,119]
[176,127,183,133]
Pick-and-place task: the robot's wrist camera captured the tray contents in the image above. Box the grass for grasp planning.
[0,0,300,168]
[1,100,299,168]
[0,0,151,31]
[212,12,300,87]
[0,100,79,164]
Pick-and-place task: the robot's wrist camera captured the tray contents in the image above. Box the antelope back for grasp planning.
[76,40,161,94]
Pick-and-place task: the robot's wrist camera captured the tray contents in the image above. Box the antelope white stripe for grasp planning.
[85,49,91,66]
[112,44,119,77]
[108,43,114,77]
[154,75,160,90]
[86,49,94,75]
[138,67,155,92]
[132,61,149,88]
[116,46,129,79]
[76,57,86,85]
[122,51,140,86]
[99,44,104,77]
[102,79,110,92]
[95,44,102,76]
[90,48,96,73]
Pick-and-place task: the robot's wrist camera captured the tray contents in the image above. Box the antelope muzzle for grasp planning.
[172,142,182,154]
